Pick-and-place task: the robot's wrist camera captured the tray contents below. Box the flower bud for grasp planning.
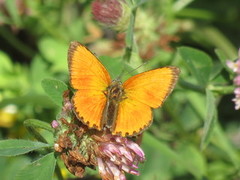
[51,120,59,129]
[91,0,130,31]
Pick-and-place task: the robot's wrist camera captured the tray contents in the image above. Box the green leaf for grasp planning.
[99,56,124,79]
[24,119,53,133]
[210,63,223,81]
[215,48,233,74]
[211,123,240,168]
[67,19,85,41]
[5,0,22,26]
[179,91,205,131]
[201,89,217,150]
[173,0,194,12]
[177,144,206,178]
[135,0,148,7]
[0,140,51,157]
[30,55,50,93]
[99,55,141,82]
[24,119,53,143]
[0,11,11,25]
[0,51,13,74]
[0,94,55,109]
[38,38,68,72]
[0,156,30,180]
[143,133,205,178]
[178,46,212,86]
[41,78,68,107]
[15,152,56,180]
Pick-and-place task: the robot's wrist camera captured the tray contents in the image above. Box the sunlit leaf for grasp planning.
[173,0,194,12]
[38,38,68,72]
[30,56,50,93]
[201,89,217,150]
[211,123,240,167]
[0,140,51,157]
[15,153,56,180]
[0,156,30,180]
[41,78,68,107]
[177,144,207,178]
[24,119,53,133]
[215,49,233,74]
[0,51,13,74]
[99,56,124,79]
[24,119,53,143]
[5,0,21,26]
[178,46,212,86]
[143,133,206,178]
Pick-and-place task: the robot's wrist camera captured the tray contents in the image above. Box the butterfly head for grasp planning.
[106,80,125,102]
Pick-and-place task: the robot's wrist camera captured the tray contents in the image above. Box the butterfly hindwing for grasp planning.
[112,97,152,136]
[73,90,107,130]
[68,41,111,129]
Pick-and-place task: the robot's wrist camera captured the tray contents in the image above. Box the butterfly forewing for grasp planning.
[112,98,152,136]
[68,41,111,90]
[123,67,180,108]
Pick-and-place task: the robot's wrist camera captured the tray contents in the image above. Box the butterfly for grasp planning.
[68,41,180,137]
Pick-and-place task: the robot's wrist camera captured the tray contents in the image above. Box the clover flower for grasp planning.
[96,134,145,180]
[91,0,130,31]
[226,49,240,110]
[52,90,145,179]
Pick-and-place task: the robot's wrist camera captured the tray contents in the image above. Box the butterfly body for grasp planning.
[102,80,125,130]
[68,41,180,137]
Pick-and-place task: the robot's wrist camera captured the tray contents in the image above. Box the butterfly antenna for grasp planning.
[122,62,148,77]
[115,68,126,81]
[116,62,148,80]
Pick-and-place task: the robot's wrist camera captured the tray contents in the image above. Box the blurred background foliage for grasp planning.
[0,0,240,180]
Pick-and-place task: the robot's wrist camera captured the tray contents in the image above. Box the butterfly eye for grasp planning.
[103,90,108,96]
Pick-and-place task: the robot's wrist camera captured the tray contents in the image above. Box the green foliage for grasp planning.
[41,79,68,107]
[201,89,217,150]
[141,133,207,179]
[0,156,30,180]
[0,0,240,179]
[178,46,213,87]
[0,140,51,156]
[24,119,54,143]
[15,153,56,180]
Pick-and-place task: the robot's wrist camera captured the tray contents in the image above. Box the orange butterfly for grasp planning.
[68,41,180,137]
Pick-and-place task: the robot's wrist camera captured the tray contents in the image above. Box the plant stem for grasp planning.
[122,4,137,63]
[208,85,235,94]
[0,27,35,58]
[179,79,205,93]
[55,163,64,180]
[179,79,235,94]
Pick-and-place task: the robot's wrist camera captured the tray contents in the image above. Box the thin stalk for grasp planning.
[0,27,35,58]
[122,5,137,63]
[55,162,64,180]
[208,85,235,94]
[179,79,205,93]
